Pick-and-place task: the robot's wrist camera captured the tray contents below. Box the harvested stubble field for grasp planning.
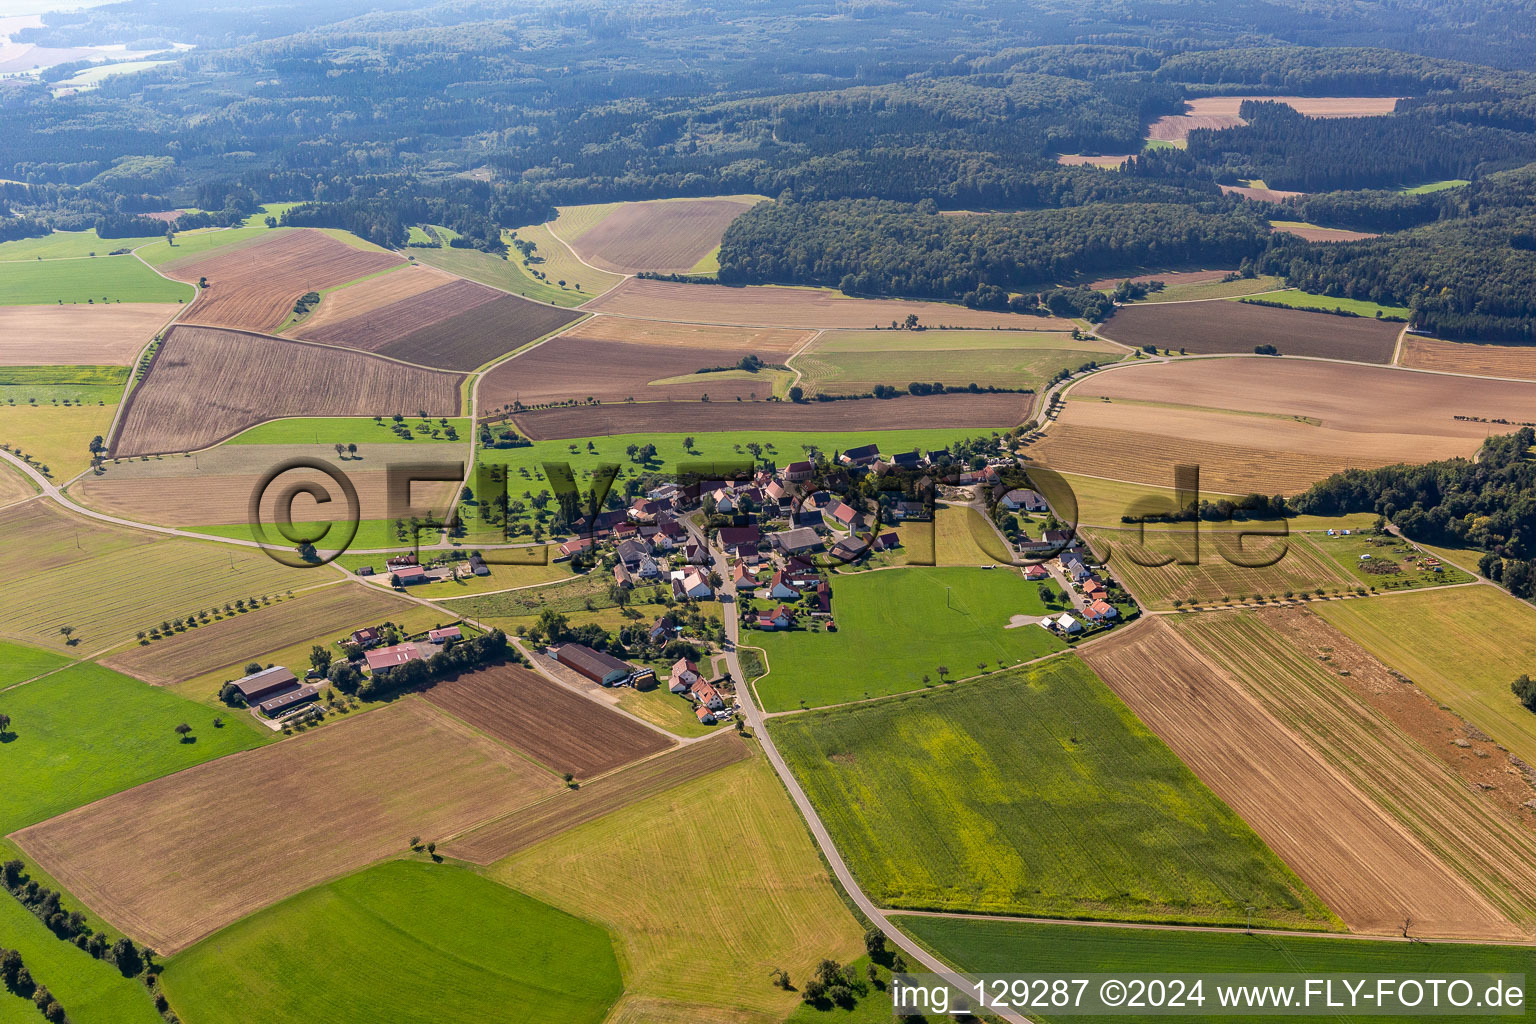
[0,500,315,652]
[1400,335,1536,380]
[0,304,178,365]
[584,278,1077,330]
[481,335,783,407]
[101,583,415,685]
[514,391,1030,440]
[1269,219,1380,242]
[1087,269,1234,290]
[511,221,625,297]
[13,700,559,955]
[166,229,402,332]
[1147,95,1400,143]
[443,731,749,864]
[284,262,454,334]
[1081,617,1526,940]
[1220,182,1303,203]
[770,655,1332,927]
[1098,300,1401,360]
[552,314,811,354]
[421,662,673,778]
[562,196,762,273]
[113,325,463,455]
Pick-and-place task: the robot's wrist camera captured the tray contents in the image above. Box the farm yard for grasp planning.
[0,304,178,365]
[282,262,454,335]
[0,500,315,652]
[443,731,749,864]
[770,656,1332,927]
[492,751,867,1024]
[101,583,415,685]
[164,229,402,333]
[514,391,1030,440]
[584,277,1077,329]
[791,329,1123,397]
[1081,616,1530,940]
[112,325,463,455]
[556,195,763,273]
[749,566,1066,711]
[1097,300,1402,361]
[0,256,194,306]
[160,861,621,1024]
[13,699,559,955]
[1399,335,1536,380]
[1146,95,1401,144]
[421,662,673,779]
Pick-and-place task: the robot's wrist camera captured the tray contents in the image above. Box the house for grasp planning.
[616,538,651,569]
[1043,529,1078,548]
[756,605,796,630]
[885,450,923,470]
[613,562,634,588]
[427,626,462,644]
[1061,555,1091,582]
[683,539,707,565]
[356,565,375,577]
[784,555,820,578]
[365,642,425,674]
[785,460,815,482]
[732,562,755,590]
[1000,488,1048,512]
[232,665,299,706]
[350,626,384,649]
[257,684,319,717]
[669,658,701,693]
[391,565,429,586]
[718,525,761,555]
[613,521,639,540]
[1024,564,1050,581]
[959,465,999,485]
[695,705,717,725]
[810,580,832,615]
[1084,600,1118,623]
[385,554,418,570]
[648,616,675,643]
[674,570,712,600]
[636,555,663,580]
[553,643,634,686]
[893,500,928,521]
[839,443,881,467]
[791,508,824,528]
[827,502,862,529]
[871,531,900,551]
[830,536,868,561]
[556,536,594,561]
[772,527,823,555]
[711,489,738,514]
[764,480,789,506]
[1053,612,1084,634]
[1082,579,1107,602]
[691,678,727,711]
[468,554,489,576]
[630,498,668,522]
[766,570,800,599]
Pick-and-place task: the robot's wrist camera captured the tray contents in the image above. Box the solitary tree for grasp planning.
[174,723,192,742]
[58,626,74,644]
[0,713,11,736]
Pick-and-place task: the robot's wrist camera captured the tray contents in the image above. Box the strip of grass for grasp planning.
[900,915,1534,1024]
[0,662,272,834]
[0,365,130,404]
[221,415,471,446]
[160,860,620,1024]
[751,566,1065,711]
[0,258,192,305]
[0,230,164,262]
[1235,288,1410,319]
[771,655,1334,928]
[0,639,70,687]
[1401,178,1470,194]
[0,894,162,1024]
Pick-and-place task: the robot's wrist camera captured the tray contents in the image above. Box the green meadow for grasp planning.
[749,566,1065,710]
[1401,178,1470,194]
[160,860,621,1024]
[0,662,272,834]
[1235,288,1411,319]
[0,365,129,404]
[0,230,164,261]
[0,257,193,305]
[222,415,473,446]
[0,639,70,688]
[771,656,1334,928]
[0,895,162,1024]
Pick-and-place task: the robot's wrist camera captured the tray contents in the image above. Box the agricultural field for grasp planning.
[0,638,69,686]
[931,503,1010,565]
[791,329,1122,397]
[1236,288,1411,319]
[220,415,472,445]
[0,228,166,260]
[1145,95,1401,144]
[1082,615,1530,939]
[0,661,272,836]
[284,261,453,335]
[0,256,193,305]
[13,699,559,954]
[1399,335,1536,380]
[1316,586,1536,771]
[0,894,162,1024]
[1136,273,1284,302]
[509,221,626,297]
[493,751,867,1024]
[748,566,1067,711]
[514,391,1030,440]
[421,662,673,778]
[135,226,293,266]
[0,400,117,480]
[547,315,812,354]
[584,278,1077,330]
[411,242,578,307]
[555,195,763,274]
[1220,181,1303,202]
[112,325,463,455]
[0,364,127,404]
[901,915,1536,1024]
[443,731,749,863]
[771,655,1332,927]
[160,860,621,1024]
[0,304,177,364]
[164,229,402,332]
[100,582,414,685]
[1098,299,1401,360]
[1268,219,1381,242]
[0,461,38,507]
[0,499,317,652]
[1308,529,1475,590]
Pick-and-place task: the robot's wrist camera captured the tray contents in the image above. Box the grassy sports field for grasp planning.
[1235,288,1411,319]
[0,401,118,480]
[493,751,865,1023]
[0,257,192,305]
[900,916,1536,1024]
[0,639,70,687]
[749,565,1065,711]
[160,860,620,1024]
[0,229,166,261]
[0,661,271,835]
[1316,587,1536,769]
[770,655,1333,927]
[0,894,162,1024]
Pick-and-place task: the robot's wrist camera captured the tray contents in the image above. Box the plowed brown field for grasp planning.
[296,277,499,358]
[112,325,462,455]
[11,700,559,954]
[567,198,759,273]
[585,278,1077,330]
[481,337,780,408]
[1400,336,1536,381]
[375,293,581,370]
[422,662,673,778]
[443,732,749,864]
[288,262,455,334]
[0,304,180,365]
[1082,617,1526,940]
[1098,301,1400,361]
[166,229,402,332]
[514,391,1031,440]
